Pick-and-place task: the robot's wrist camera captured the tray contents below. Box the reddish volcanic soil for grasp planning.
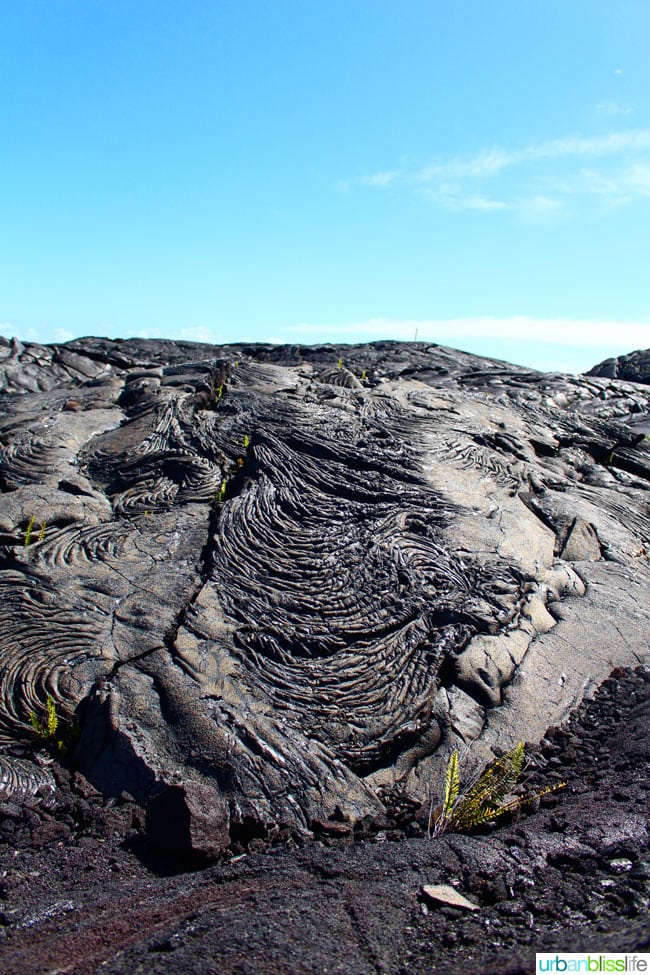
[1,667,649,975]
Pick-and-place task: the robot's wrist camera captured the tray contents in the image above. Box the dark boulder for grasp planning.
[586,347,650,385]
[146,781,230,859]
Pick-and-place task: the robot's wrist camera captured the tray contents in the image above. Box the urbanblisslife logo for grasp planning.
[536,954,649,973]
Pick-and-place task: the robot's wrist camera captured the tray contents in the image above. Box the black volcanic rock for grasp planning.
[0,336,649,851]
[587,347,650,385]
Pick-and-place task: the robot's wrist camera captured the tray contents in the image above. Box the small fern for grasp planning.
[23,515,36,546]
[28,696,78,754]
[429,742,564,837]
[29,696,59,742]
[24,516,47,545]
[442,747,460,817]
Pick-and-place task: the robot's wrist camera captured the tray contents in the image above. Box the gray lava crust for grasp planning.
[1,336,649,851]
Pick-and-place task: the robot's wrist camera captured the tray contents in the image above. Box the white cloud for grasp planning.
[360,170,400,188]
[519,195,563,214]
[523,129,650,161]
[128,324,225,344]
[355,129,650,216]
[596,101,633,118]
[424,187,511,211]
[288,316,648,348]
[179,324,224,344]
[577,169,629,199]
[547,161,650,206]
[275,316,649,373]
[626,163,650,195]
[417,148,514,182]
[365,130,650,188]
[6,324,48,344]
[53,327,75,343]
[456,195,511,211]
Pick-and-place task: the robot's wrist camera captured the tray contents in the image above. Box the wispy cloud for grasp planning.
[519,129,650,161]
[423,187,511,211]
[288,316,649,348]
[554,160,650,205]
[596,101,633,118]
[355,129,650,216]
[417,148,514,182]
[53,327,75,343]
[627,163,650,195]
[360,170,400,188]
[179,324,225,344]
[128,324,226,344]
[279,316,650,373]
[0,323,77,345]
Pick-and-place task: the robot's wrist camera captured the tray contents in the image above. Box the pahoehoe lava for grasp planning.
[1,335,649,847]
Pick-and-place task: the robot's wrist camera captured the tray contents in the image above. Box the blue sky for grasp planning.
[1,0,649,373]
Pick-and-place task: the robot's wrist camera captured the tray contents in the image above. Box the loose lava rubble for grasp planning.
[0,336,648,974]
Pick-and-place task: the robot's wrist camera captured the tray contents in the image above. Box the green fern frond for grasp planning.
[431,741,564,837]
[442,749,460,816]
[495,780,566,818]
[28,695,59,741]
[457,742,525,813]
[452,802,500,830]
[24,515,36,546]
[46,696,58,738]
